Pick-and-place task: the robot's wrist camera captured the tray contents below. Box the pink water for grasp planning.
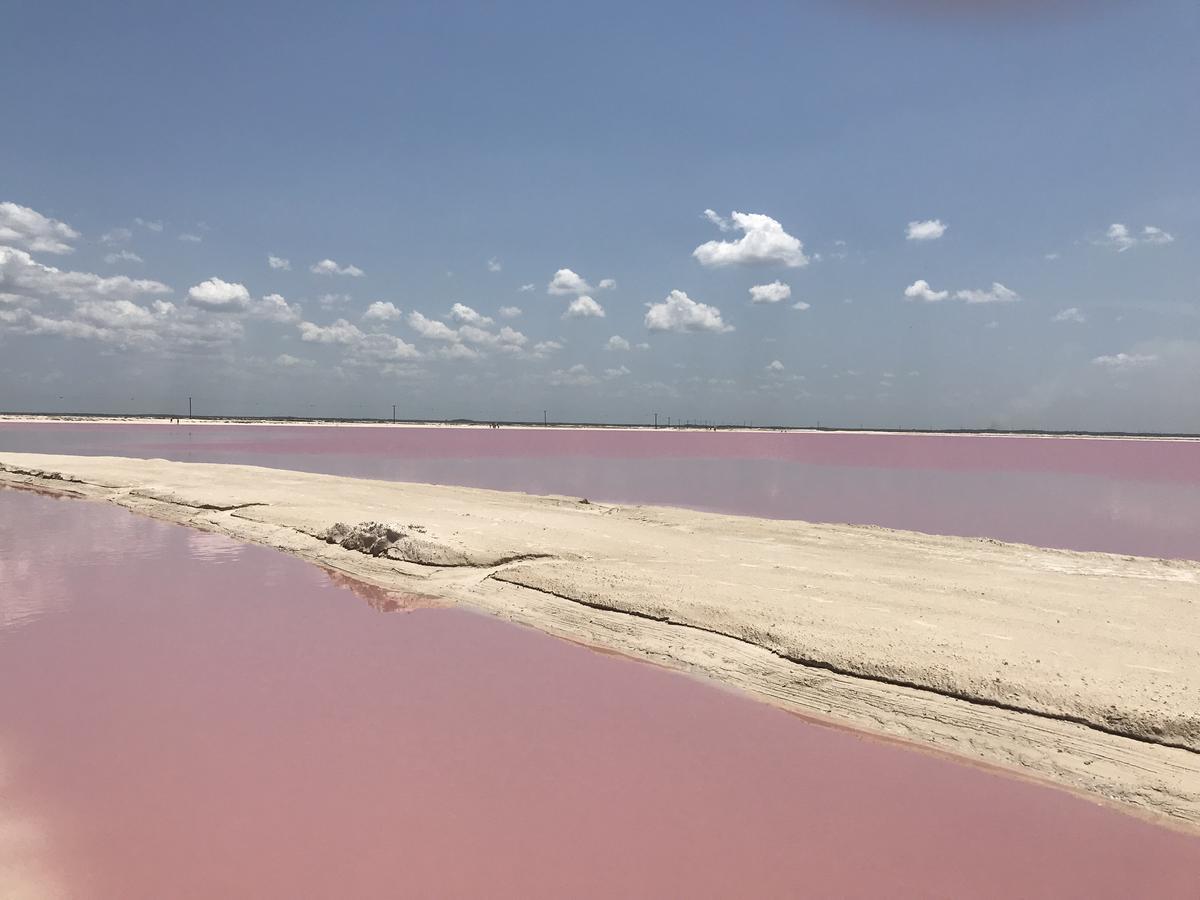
[2,422,1198,559]
[2,488,1198,898]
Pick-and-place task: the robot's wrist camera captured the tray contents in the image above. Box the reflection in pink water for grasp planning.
[2,422,1198,558]
[2,489,1198,898]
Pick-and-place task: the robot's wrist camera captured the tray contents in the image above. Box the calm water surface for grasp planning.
[2,487,1199,898]
[2,422,1198,559]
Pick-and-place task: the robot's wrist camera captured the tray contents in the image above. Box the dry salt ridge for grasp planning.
[1,451,1198,830]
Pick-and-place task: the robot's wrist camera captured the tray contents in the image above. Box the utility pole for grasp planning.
[653,412,658,429]
[188,396,192,418]
[392,404,396,423]
[543,410,547,427]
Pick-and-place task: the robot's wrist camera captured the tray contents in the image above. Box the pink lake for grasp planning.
[1,422,1198,559]
[2,487,1199,898]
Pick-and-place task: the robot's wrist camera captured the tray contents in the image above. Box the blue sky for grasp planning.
[2,0,1197,429]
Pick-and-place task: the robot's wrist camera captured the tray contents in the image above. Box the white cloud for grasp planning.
[449,303,494,327]
[318,292,351,309]
[1092,352,1158,370]
[693,211,808,268]
[0,202,80,254]
[100,227,132,245]
[487,257,502,272]
[298,318,419,360]
[532,339,563,357]
[792,300,811,311]
[548,363,598,387]
[644,289,733,334]
[299,318,363,345]
[498,305,522,318]
[252,293,302,323]
[903,279,949,302]
[1044,252,1061,261]
[187,277,251,312]
[606,335,631,351]
[407,311,459,341]
[75,299,157,329]
[518,283,535,292]
[1142,225,1174,245]
[603,365,630,379]
[748,280,791,304]
[274,353,312,368]
[905,219,947,241]
[178,233,202,243]
[362,301,402,323]
[1052,307,1086,324]
[103,250,143,265]
[1098,223,1175,252]
[954,282,1019,304]
[548,268,592,295]
[310,258,365,277]
[703,209,734,232]
[134,218,163,233]
[268,255,291,271]
[598,278,617,290]
[766,359,785,371]
[0,246,170,309]
[563,295,605,319]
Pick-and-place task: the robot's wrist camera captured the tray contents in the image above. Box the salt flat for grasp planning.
[2,451,1198,827]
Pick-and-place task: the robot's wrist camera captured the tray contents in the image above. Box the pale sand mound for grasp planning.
[2,452,1198,826]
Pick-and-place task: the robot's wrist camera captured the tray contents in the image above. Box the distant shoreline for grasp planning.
[1,412,1197,441]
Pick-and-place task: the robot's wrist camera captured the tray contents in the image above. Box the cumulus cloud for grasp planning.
[274,353,312,368]
[178,232,203,243]
[906,219,947,241]
[792,300,811,311]
[903,279,950,302]
[187,277,251,312]
[748,280,791,304]
[0,246,170,309]
[0,202,80,254]
[954,282,1019,304]
[548,363,598,387]
[499,305,522,318]
[252,293,302,323]
[518,283,535,292]
[407,311,459,342]
[1052,307,1086,324]
[598,278,617,290]
[644,290,733,333]
[100,227,132,245]
[547,268,592,295]
[268,255,291,271]
[1098,223,1175,252]
[563,295,605,319]
[487,257,502,272]
[318,293,351,309]
[134,218,163,233]
[1092,352,1158,370]
[606,335,631,351]
[703,209,734,232]
[693,211,808,268]
[103,250,143,265]
[299,318,420,361]
[532,339,563,357]
[766,359,785,372]
[449,303,493,327]
[362,301,402,323]
[310,258,365,277]
[603,365,630,379]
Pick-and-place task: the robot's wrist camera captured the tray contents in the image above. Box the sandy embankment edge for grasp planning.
[2,413,1199,441]
[1,451,1198,830]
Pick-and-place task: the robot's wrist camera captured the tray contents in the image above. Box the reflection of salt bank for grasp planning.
[322,567,443,613]
[185,528,245,562]
[0,746,64,900]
